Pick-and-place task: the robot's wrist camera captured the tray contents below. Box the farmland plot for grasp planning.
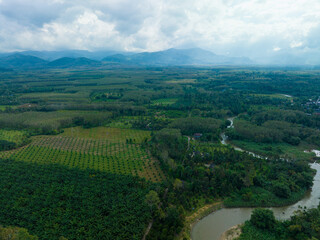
[0,127,165,182]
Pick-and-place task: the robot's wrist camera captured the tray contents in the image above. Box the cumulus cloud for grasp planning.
[0,0,320,61]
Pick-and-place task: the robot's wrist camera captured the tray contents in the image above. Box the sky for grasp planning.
[1,0,320,62]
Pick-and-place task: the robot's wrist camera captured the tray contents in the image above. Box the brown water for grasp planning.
[191,163,320,240]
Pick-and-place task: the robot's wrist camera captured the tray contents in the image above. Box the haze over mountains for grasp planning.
[1,47,319,70]
[0,48,253,70]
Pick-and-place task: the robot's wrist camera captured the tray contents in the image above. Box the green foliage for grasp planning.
[230,110,320,148]
[0,129,29,151]
[169,117,222,137]
[272,182,292,198]
[0,127,165,182]
[0,159,152,240]
[0,226,38,240]
[132,116,171,130]
[146,190,160,212]
[0,139,16,151]
[151,98,178,106]
[152,126,314,208]
[288,207,320,240]
[147,206,184,240]
[224,187,308,208]
[1,67,320,240]
[229,139,313,162]
[239,205,320,240]
[238,221,283,240]
[250,209,276,230]
[0,111,112,134]
[151,128,186,161]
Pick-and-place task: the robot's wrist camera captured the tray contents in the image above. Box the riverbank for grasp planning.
[179,201,222,240]
[224,186,311,208]
[191,163,320,240]
[219,224,242,240]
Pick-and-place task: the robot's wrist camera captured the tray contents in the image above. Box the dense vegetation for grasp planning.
[150,128,314,209]
[0,67,319,239]
[0,159,153,240]
[0,129,29,150]
[239,207,320,240]
[0,225,38,240]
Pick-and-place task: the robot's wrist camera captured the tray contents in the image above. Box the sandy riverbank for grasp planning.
[219,224,242,240]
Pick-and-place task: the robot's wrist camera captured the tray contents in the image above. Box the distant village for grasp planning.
[303,96,320,115]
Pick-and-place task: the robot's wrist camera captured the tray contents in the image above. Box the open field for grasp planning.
[249,93,293,99]
[151,98,178,106]
[0,105,20,110]
[231,139,316,161]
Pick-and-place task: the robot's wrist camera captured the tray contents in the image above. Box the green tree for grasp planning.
[273,182,291,198]
[0,226,38,240]
[173,178,183,190]
[250,208,276,230]
[146,190,160,212]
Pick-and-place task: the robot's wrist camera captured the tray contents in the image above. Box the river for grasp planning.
[192,117,320,240]
[192,163,320,240]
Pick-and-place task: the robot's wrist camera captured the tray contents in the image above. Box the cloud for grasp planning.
[0,0,320,62]
[0,0,66,27]
[305,25,320,49]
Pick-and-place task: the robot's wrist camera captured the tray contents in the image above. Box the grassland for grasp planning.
[249,93,293,99]
[19,91,91,104]
[0,105,19,110]
[151,98,178,106]
[231,139,315,161]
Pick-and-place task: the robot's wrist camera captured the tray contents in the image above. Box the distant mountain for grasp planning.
[47,57,101,68]
[102,48,253,66]
[102,54,131,63]
[0,48,254,69]
[0,54,48,69]
[19,50,132,61]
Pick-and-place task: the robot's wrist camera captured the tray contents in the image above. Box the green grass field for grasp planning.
[166,79,196,84]
[231,139,315,161]
[249,93,293,99]
[0,127,165,182]
[106,116,139,129]
[151,98,178,106]
[0,110,112,133]
[0,105,19,110]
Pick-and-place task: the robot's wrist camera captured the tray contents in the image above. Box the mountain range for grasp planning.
[102,48,252,66]
[0,48,253,70]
